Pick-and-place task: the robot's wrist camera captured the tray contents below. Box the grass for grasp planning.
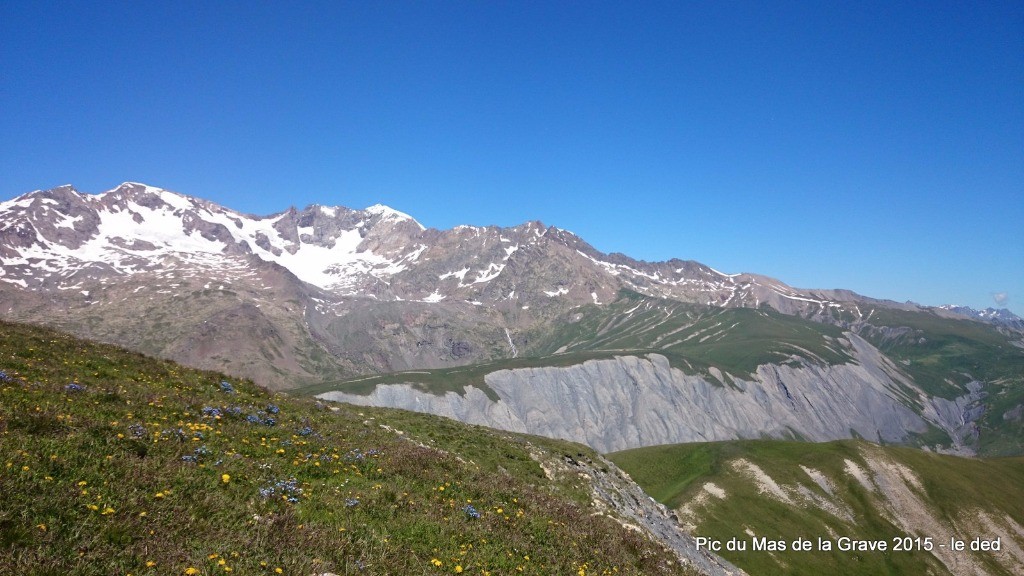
[303,293,861,400]
[291,351,629,399]
[0,320,696,576]
[531,293,853,379]
[609,439,1024,576]
[860,308,1024,398]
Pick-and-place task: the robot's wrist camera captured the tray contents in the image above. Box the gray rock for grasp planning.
[319,334,964,454]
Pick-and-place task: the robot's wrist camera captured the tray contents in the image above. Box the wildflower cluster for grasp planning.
[463,504,481,519]
[218,380,236,394]
[0,369,12,382]
[246,413,276,426]
[344,497,360,507]
[342,448,382,463]
[127,423,146,438]
[181,445,212,464]
[158,428,188,442]
[258,478,303,503]
[64,382,85,392]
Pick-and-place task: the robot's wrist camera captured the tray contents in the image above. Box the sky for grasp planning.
[2,1,1022,315]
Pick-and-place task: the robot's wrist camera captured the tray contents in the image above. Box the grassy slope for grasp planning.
[0,321,695,576]
[610,440,1024,576]
[297,293,856,398]
[532,293,853,378]
[296,293,1023,456]
[858,308,1024,456]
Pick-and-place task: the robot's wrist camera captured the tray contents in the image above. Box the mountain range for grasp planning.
[1,183,1022,457]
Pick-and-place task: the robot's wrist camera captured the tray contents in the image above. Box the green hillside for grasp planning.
[532,293,853,378]
[0,321,695,576]
[294,294,859,398]
[610,440,1024,576]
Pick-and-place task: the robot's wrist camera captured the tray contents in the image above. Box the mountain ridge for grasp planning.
[5,182,1011,321]
[1,183,1021,457]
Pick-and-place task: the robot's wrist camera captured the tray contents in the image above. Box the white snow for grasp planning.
[53,214,83,229]
[544,286,569,297]
[707,266,740,278]
[439,268,470,282]
[472,262,505,284]
[504,328,518,358]
[365,204,424,230]
[421,291,446,303]
[770,287,828,304]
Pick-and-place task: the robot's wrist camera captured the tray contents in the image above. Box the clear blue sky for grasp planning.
[2,1,1022,314]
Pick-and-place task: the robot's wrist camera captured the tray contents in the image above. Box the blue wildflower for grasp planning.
[258,477,303,502]
[297,426,313,437]
[343,449,365,463]
[64,382,85,392]
[219,380,235,394]
[128,423,146,438]
[345,497,360,507]
[265,404,280,414]
[463,504,481,519]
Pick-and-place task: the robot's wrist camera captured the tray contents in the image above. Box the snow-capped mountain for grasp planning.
[0,182,1002,389]
[0,182,894,312]
[2,182,1022,458]
[937,305,1024,331]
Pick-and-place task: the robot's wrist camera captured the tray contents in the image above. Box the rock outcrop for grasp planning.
[319,334,968,453]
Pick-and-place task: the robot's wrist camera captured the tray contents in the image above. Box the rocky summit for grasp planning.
[1,183,1022,456]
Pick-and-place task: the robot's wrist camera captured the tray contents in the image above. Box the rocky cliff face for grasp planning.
[317,334,978,453]
[532,449,747,576]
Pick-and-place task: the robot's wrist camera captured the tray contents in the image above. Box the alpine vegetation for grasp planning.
[0,320,706,575]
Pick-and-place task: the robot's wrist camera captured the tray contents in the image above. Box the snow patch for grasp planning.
[439,268,470,282]
[421,291,446,303]
[472,262,505,284]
